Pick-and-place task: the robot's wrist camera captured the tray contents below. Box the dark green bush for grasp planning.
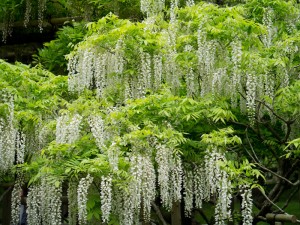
[34,22,87,75]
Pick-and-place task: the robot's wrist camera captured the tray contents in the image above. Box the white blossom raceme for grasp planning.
[11,182,22,225]
[155,144,183,210]
[183,169,193,217]
[215,171,232,225]
[241,185,253,225]
[78,174,94,224]
[27,184,41,225]
[193,166,209,208]
[38,0,47,32]
[246,73,257,124]
[88,115,106,149]
[101,176,112,223]
[27,177,62,225]
[140,0,165,17]
[56,114,82,144]
[0,92,17,171]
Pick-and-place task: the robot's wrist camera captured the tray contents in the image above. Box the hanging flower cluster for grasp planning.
[44,182,62,224]
[77,174,94,225]
[281,67,290,88]
[38,0,47,32]
[262,7,275,48]
[89,115,120,170]
[203,147,233,224]
[11,181,22,225]
[0,128,26,170]
[100,176,112,223]
[230,39,242,107]
[0,92,26,171]
[184,45,197,97]
[38,122,52,148]
[56,113,82,144]
[115,187,135,225]
[241,185,253,225]
[107,142,119,171]
[88,115,106,149]
[170,0,179,25]
[215,171,232,225]
[68,40,125,97]
[0,118,15,171]
[204,147,225,195]
[1,10,14,43]
[27,184,41,225]
[128,153,156,221]
[68,50,94,93]
[140,51,152,97]
[68,38,172,101]
[155,144,183,210]
[27,178,62,225]
[193,166,208,209]
[155,144,171,208]
[196,28,220,97]
[211,68,227,96]
[262,72,275,112]
[128,50,161,99]
[140,155,156,220]
[24,0,32,27]
[16,131,26,164]
[120,190,140,225]
[231,40,242,73]
[183,169,194,217]
[246,73,257,124]
[108,151,157,225]
[186,0,195,7]
[153,54,163,91]
[140,0,165,17]
[164,47,180,93]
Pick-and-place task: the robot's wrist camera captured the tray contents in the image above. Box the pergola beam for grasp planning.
[266,213,298,223]
[0,16,82,31]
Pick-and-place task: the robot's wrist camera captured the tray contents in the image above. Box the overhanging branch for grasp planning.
[0,186,13,203]
[151,202,168,225]
[277,186,300,211]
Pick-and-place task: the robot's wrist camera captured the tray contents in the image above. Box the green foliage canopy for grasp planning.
[1,0,300,224]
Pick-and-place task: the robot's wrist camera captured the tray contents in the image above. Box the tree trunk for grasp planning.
[171,201,182,225]
[216,0,224,5]
[2,187,12,225]
[228,197,235,225]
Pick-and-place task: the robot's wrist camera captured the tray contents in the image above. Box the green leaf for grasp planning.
[55,181,60,188]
